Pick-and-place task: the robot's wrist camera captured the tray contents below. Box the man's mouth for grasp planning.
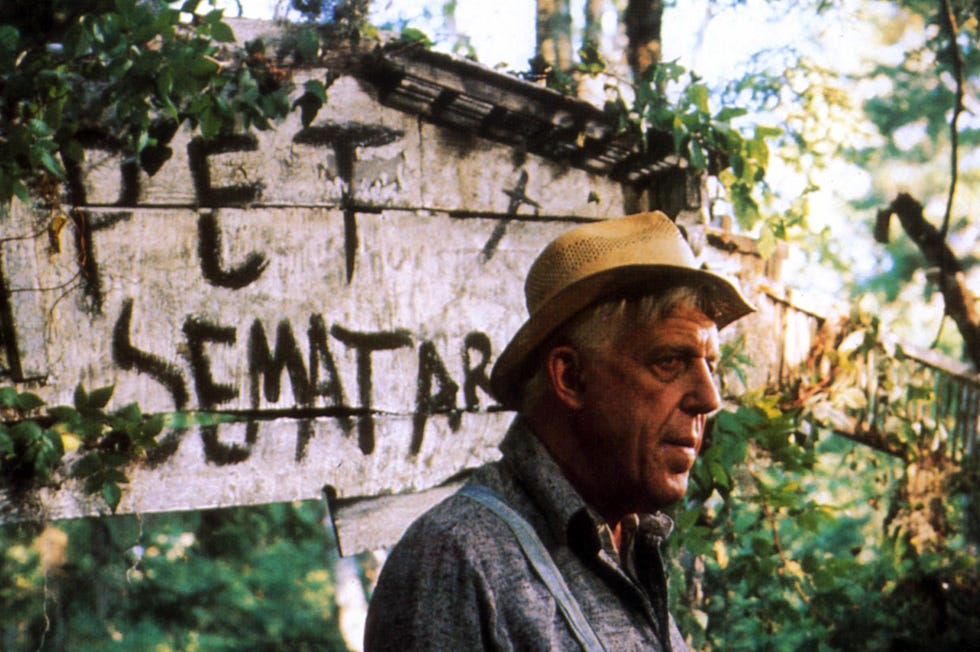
[662,431,699,450]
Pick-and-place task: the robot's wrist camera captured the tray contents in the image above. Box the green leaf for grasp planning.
[11,420,43,442]
[682,525,715,556]
[71,452,103,479]
[712,409,745,436]
[16,392,45,411]
[730,182,761,230]
[39,149,64,177]
[12,180,31,203]
[0,386,19,408]
[294,94,323,129]
[115,0,138,20]
[304,79,327,103]
[577,41,606,75]
[296,28,319,62]
[27,118,52,138]
[199,105,222,139]
[89,384,115,409]
[687,83,710,114]
[48,406,80,424]
[43,429,64,456]
[61,138,85,164]
[188,55,220,78]
[74,383,89,410]
[754,125,782,139]
[758,226,779,260]
[102,453,132,469]
[141,413,165,438]
[715,107,748,122]
[204,9,224,25]
[673,506,701,530]
[0,25,19,57]
[211,21,235,44]
[102,480,122,512]
[78,417,106,442]
[33,456,55,481]
[105,469,129,485]
[708,460,731,489]
[83,474,102,495]
[393,28,434,48]
[0,430,13,454]
[687,139,707,169]
[115,402,142,424]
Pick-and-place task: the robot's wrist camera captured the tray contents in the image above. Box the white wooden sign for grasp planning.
[0,70,627,534]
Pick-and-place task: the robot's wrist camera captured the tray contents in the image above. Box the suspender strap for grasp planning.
[459,484,607,652]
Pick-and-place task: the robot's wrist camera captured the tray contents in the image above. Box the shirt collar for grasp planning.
[499,417,675,558]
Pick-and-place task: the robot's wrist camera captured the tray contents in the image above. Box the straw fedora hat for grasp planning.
[489,211,756,409]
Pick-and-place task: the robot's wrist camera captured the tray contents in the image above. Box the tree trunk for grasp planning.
[536,0,573,72]
[583,0,603,48]
[624,0,664,80]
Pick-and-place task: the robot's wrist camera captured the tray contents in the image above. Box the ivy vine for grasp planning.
[1,384,156,512]
[1,383,234,513]
[0,0,297,208]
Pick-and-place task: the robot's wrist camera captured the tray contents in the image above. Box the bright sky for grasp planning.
[222,0,796,74]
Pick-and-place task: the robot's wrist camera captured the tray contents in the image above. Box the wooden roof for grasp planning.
[363,45,680,185]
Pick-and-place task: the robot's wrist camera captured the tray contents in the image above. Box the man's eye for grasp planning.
[650,356,688,379]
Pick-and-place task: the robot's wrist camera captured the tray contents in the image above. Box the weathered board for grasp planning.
[0,66,634,534]
[1,200,572,508]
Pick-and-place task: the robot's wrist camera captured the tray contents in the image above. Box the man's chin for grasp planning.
[641,480,690,513]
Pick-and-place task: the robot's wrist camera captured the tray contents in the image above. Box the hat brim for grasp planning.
[489,264,756,410]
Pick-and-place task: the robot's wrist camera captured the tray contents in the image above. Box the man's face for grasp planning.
[569,301,721,519]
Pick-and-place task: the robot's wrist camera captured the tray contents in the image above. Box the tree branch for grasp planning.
[876,193,980,369]
[939,0,964,241]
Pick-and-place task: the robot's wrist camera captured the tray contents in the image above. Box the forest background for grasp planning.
[1,0,978,650]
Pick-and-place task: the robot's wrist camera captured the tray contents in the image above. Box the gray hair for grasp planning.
[519,285,705,415]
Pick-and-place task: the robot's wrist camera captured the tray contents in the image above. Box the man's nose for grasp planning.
[681,358,721,415]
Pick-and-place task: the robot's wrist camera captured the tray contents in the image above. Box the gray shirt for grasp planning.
[364,417,689,651]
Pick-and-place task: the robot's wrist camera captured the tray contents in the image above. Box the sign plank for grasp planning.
[1,204,568,523]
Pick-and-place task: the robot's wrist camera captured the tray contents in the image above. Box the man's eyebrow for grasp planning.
[647,343,719,359]
[648,344,701,357]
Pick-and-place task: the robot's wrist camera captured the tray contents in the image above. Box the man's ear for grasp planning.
[546,345,586,410]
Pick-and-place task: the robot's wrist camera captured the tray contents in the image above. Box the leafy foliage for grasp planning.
[0,501,355,650]
[0,0,295,208]
[1,383,232,513]
[61,384,165,512]
[0,388,62,490]
[564,53,781,233]
[635,63,780,232]
[669,311,980,650]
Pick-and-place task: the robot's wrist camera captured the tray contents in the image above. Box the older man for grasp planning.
[364,211,754,651]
